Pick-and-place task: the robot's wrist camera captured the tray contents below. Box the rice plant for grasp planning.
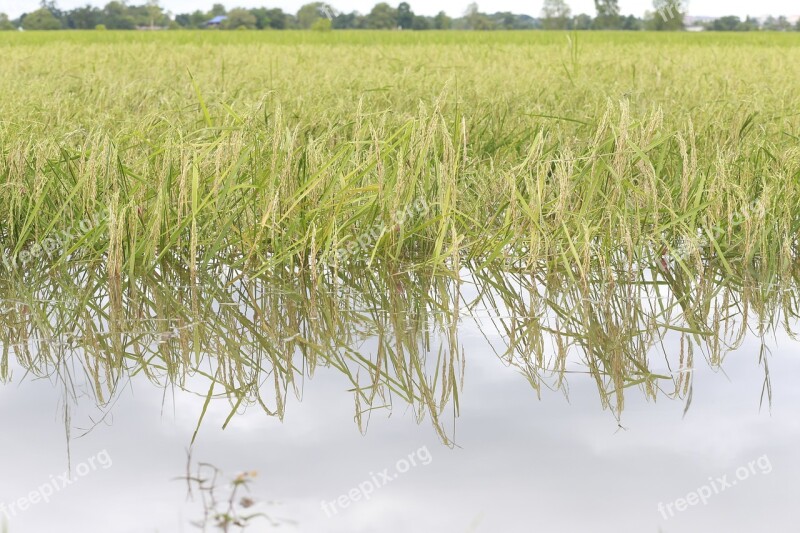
[0,30,798,440]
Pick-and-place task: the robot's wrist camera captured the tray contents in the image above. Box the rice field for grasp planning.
[2,31,799,280]
[2,30,800,532]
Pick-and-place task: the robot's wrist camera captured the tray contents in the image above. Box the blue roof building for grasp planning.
[206,15,228,27]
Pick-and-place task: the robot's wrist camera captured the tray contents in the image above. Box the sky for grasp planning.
[2,0,800,20]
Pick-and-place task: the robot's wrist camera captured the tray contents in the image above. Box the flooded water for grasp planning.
[1,260,798,532]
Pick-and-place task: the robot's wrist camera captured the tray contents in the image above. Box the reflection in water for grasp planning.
[0,253,797,444]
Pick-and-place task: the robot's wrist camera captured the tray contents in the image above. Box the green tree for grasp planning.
[464,3,493,30]
[284,13,299,28]
[502,13,537,29]
[39,1,65,25]
[411,15,430,29]
[249,8,272,29]
[541,0,572,30]
[763,16,792,31]
[464,3,479,28]
[0,13,14,30]
[647,0,686,30]
[296,2,323,28]
[365,3,398,29]
[496,12,516,29]
[209,4,227,16]
[710,16,740,31]
[145,0,164,29]
[22,8,62,30]
[593,0,621,29]
[332,11,360,28]
[433,11,451,29]
[621,14,643,30]
[311,17,332,31]
[762,16,777,30]
[65,6,101,29]
[264,8,287,29]
[223,8,257,29]
[739,16,760,31]
[102,1,135,29]
[397,2,414,29]
[126,2,168,28]
[472,16,495,29]
[174,10,207,28]
[574,13,593,29]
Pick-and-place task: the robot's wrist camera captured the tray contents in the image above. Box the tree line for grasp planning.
[2,0,799,32]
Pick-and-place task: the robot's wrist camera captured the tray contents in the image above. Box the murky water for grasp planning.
[1,260,798,532]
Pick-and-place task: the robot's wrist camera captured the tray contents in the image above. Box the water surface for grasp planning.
[1,260,797,532]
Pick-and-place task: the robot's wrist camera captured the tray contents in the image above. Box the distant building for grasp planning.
[205,15,227,28]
